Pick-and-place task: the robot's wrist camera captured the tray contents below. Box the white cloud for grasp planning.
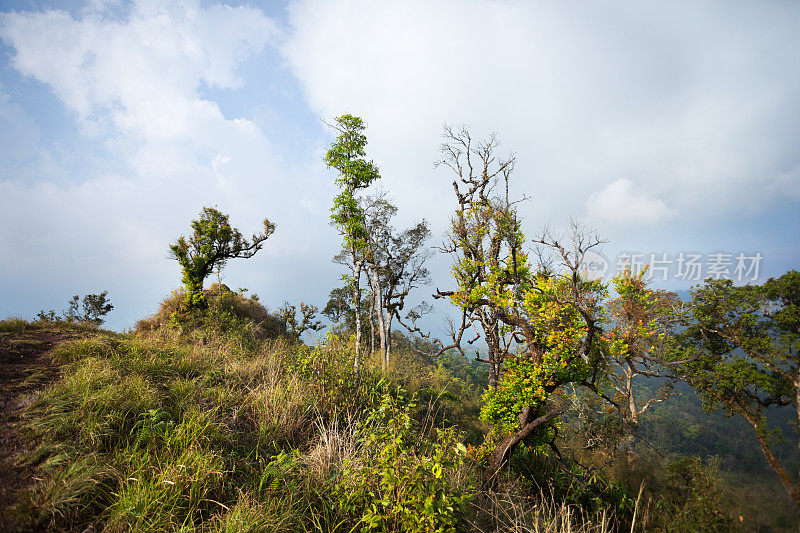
[2,0,799,328]
[0,1,339,328]
[1,1,276,144]
[283,0,800,226]
[586,179,676,227]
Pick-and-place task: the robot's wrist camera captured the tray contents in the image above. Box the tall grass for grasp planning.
[11,310,633,532]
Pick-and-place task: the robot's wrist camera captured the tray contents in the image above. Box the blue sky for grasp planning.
[1,0,799,335]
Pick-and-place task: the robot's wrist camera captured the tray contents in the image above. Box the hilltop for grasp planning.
[2,287,797,532]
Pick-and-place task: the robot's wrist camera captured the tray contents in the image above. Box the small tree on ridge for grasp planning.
[170,207,275,309]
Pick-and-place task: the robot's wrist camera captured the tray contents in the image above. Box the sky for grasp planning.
[0,0,799,336]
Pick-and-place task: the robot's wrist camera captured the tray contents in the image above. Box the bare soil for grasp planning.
[0,326,84,532]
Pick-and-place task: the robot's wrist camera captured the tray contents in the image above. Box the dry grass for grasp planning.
[134,286,285,342]
[465,488,613,533]
[302,413,365,481]
[248,374,317,448]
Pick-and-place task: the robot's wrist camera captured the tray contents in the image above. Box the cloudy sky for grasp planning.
[1,0,798,333]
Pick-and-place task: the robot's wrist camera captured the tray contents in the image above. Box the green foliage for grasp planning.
[480,273,601,438]
[676,272,800,506]
[37,291,114,325]
[334,387,471,532]
[322,284,354,326]
[438,127,612,469]
[170,207,275,308]
[324,114,381,251]
[81,291,114,323]
[680,277,795,414]
[278,301,325,341]
[35,309,58,322]
[658,457,736,532]
[596,269,684,438]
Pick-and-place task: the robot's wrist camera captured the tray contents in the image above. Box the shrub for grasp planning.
[135,285,286,345]
[37,291,113,325]
[659,457,735,531]
[334,387,472,532]
[0,317,32,333]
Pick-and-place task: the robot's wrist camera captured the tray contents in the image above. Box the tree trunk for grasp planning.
[365,262,386,371]
[369,294,375,356]
[368,264,387,372]
[624,369,639,452]
[485,319,502,389]
[351,254,363,372]
[745,409,800,507]
[385,313,393,370]
[489,407,564,471]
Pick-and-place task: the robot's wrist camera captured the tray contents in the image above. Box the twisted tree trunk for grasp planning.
[489,406,564,471]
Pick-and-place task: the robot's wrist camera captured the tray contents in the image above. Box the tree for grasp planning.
[600,269,687,449]
[324,114,381,371]
[39,291,114,325]
[322,285,355,326]
[675,271,800,507]
[170,207,275,309]
[278,301,325,341]
[81,291,115,324]
[322,278,377,345]
[434,125,608,471]
[361,194,433,370]
[433,125,520,389]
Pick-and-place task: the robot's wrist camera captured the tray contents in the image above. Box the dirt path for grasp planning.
[0,326,83,532]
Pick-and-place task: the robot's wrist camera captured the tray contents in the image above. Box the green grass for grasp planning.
[0,317,35,333]
[13,318,487,530]
[6,308,750,532]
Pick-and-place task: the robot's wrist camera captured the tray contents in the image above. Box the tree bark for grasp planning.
[369,294,375,356]
[385,313,393,370]
[489,407,564,471]
[625,368,639,451]
[367,263,387,371]
[351,253,363,372]
[483,314,502,389]
[744,409,800,507]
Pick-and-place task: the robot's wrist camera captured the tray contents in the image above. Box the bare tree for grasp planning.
[432,125,518,388]
[434,125,610,471]
[361,193,433,370]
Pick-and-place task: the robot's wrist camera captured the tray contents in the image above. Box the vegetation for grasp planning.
[675,271,800,506]
[324,114,381,370]
[2,116,798,531]
[3,307,739,532]
[37,291,114,325]
[170,206,275,309]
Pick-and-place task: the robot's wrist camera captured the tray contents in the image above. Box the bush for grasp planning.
[658,457,736,531]
[36,291,113,325]
[135,284,286,346]
[334,387,472,532]
[0,317,32,333]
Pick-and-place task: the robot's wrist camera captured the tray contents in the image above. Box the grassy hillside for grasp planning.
[0,290,793,531]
